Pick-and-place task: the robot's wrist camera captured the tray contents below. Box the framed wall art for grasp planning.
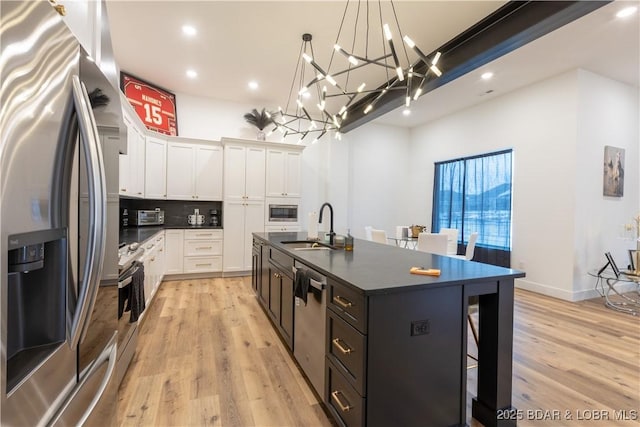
[121,72,178,136]
[603,145,624,197]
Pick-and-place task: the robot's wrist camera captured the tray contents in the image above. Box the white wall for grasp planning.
[573,70,639,297]
[409,69,639,301]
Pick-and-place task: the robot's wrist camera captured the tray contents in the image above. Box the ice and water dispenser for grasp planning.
[6,229,67,393]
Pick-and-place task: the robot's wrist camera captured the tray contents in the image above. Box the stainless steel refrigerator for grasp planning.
[1,1,123,425]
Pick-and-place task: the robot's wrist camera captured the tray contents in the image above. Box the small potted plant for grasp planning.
[244,108,273,141]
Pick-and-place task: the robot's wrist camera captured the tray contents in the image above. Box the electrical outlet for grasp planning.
[411,319,430,336]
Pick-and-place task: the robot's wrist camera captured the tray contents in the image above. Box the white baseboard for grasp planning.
[516,278,638,302]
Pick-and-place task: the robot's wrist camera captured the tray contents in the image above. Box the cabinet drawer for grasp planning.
[326,359,365,427]
[269,247,293,278]
[327,310,367,395]
[183,256,222,273]
[328,278,367,334]
[184,229,223,240]
[183,239,222,256]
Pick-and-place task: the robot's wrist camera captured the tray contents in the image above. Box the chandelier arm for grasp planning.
[329,0,352,72]
[377,0,391,83]
[284,41,306,115]
[390,0,411,65]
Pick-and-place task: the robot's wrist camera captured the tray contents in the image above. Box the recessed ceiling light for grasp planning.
[616,6,637,18]
[402,108,411,116]
[481,72,493,80]
[248,81,259,90]
[182,25,197,36]
[186,69,197,79]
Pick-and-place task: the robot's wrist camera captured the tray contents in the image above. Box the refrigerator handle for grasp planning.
[66,75,107,349]
[46,333,118,427]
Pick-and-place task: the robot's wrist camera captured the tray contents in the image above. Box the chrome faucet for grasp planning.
[318,202,335,246]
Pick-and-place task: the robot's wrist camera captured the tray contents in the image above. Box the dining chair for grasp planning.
[450,232,478,261]
[416,232,448,255]
[371,228,387,245]
[439,228,459,255]
[370,229,387,244]
[364,226,373,241]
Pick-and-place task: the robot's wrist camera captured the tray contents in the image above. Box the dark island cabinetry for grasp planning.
[252,238,294,350]
[253,232,525,427]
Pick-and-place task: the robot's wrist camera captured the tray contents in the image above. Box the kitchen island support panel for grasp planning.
[472,279,517,427]
[367,285,463,426]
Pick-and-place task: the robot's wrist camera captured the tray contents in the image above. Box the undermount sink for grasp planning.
[281,240,334,251]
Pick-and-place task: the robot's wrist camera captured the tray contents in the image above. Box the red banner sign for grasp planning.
[121,72,178,136]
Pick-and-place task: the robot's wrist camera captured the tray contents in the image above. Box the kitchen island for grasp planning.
[253,231,525,427]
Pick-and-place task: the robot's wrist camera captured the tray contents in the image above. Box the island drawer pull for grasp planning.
[331,390,352,412]
[332,338,353,354]
[333,295,353,309]
[273,273,281,279]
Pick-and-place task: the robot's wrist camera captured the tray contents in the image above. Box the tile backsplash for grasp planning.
[120,198,222,228]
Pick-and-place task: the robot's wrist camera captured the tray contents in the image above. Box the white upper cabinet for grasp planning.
[194,145,223,201]
[144,135,167,199]
[119,113,145,198]
[166,141,223,201]
[266,149,302,198]
[166,142,194,200]
[223,143,265,201]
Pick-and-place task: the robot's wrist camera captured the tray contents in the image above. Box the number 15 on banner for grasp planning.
[143,103,162,125]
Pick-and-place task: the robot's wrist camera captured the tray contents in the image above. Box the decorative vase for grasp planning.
[257,130,266,141]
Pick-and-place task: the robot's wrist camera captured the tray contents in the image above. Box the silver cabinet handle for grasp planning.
[67,75,106,349]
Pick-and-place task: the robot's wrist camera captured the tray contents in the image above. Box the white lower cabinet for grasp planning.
[164,229,184,274]
[141,231,165,309]
[183,229,223,273]
[164,229,223,275]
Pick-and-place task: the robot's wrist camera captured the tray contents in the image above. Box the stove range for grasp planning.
[118,242,145,273]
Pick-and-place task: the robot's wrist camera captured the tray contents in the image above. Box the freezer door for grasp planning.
[47,334,118,427]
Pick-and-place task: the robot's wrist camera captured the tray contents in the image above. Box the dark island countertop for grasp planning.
[120,225,223,246]
[254,231,525,295]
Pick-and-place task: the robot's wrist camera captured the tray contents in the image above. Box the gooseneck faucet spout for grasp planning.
[318,203,335,246]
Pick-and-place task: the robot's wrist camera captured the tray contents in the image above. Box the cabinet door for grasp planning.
[118,118,135,196]
[244,147,266,200]
[164,230,184,274]
[131,128,146,197]
[280,273,294,348]
[166,143,195,200]
[243,202,265,271]
[144,136,167,199]
[266,149,286,197]
[284,151,302,197]
[268,262,281,323]
[195,145,223,200]
[222,201,246,272]
[223,145,247,200]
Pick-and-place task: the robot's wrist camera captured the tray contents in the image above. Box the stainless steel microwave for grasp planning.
[130,209,165,226]
[268,204,298,222]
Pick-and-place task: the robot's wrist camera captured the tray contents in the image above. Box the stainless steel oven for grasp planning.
[268,203,298,223]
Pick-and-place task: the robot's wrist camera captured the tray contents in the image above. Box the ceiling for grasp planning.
[106,1,639,132]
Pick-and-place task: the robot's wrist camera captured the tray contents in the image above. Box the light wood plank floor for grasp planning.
[118,277,639,426]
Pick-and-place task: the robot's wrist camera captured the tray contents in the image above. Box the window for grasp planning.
[432,150,513,264]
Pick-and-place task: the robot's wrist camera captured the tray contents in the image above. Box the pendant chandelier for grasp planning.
[272,0,443,144]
